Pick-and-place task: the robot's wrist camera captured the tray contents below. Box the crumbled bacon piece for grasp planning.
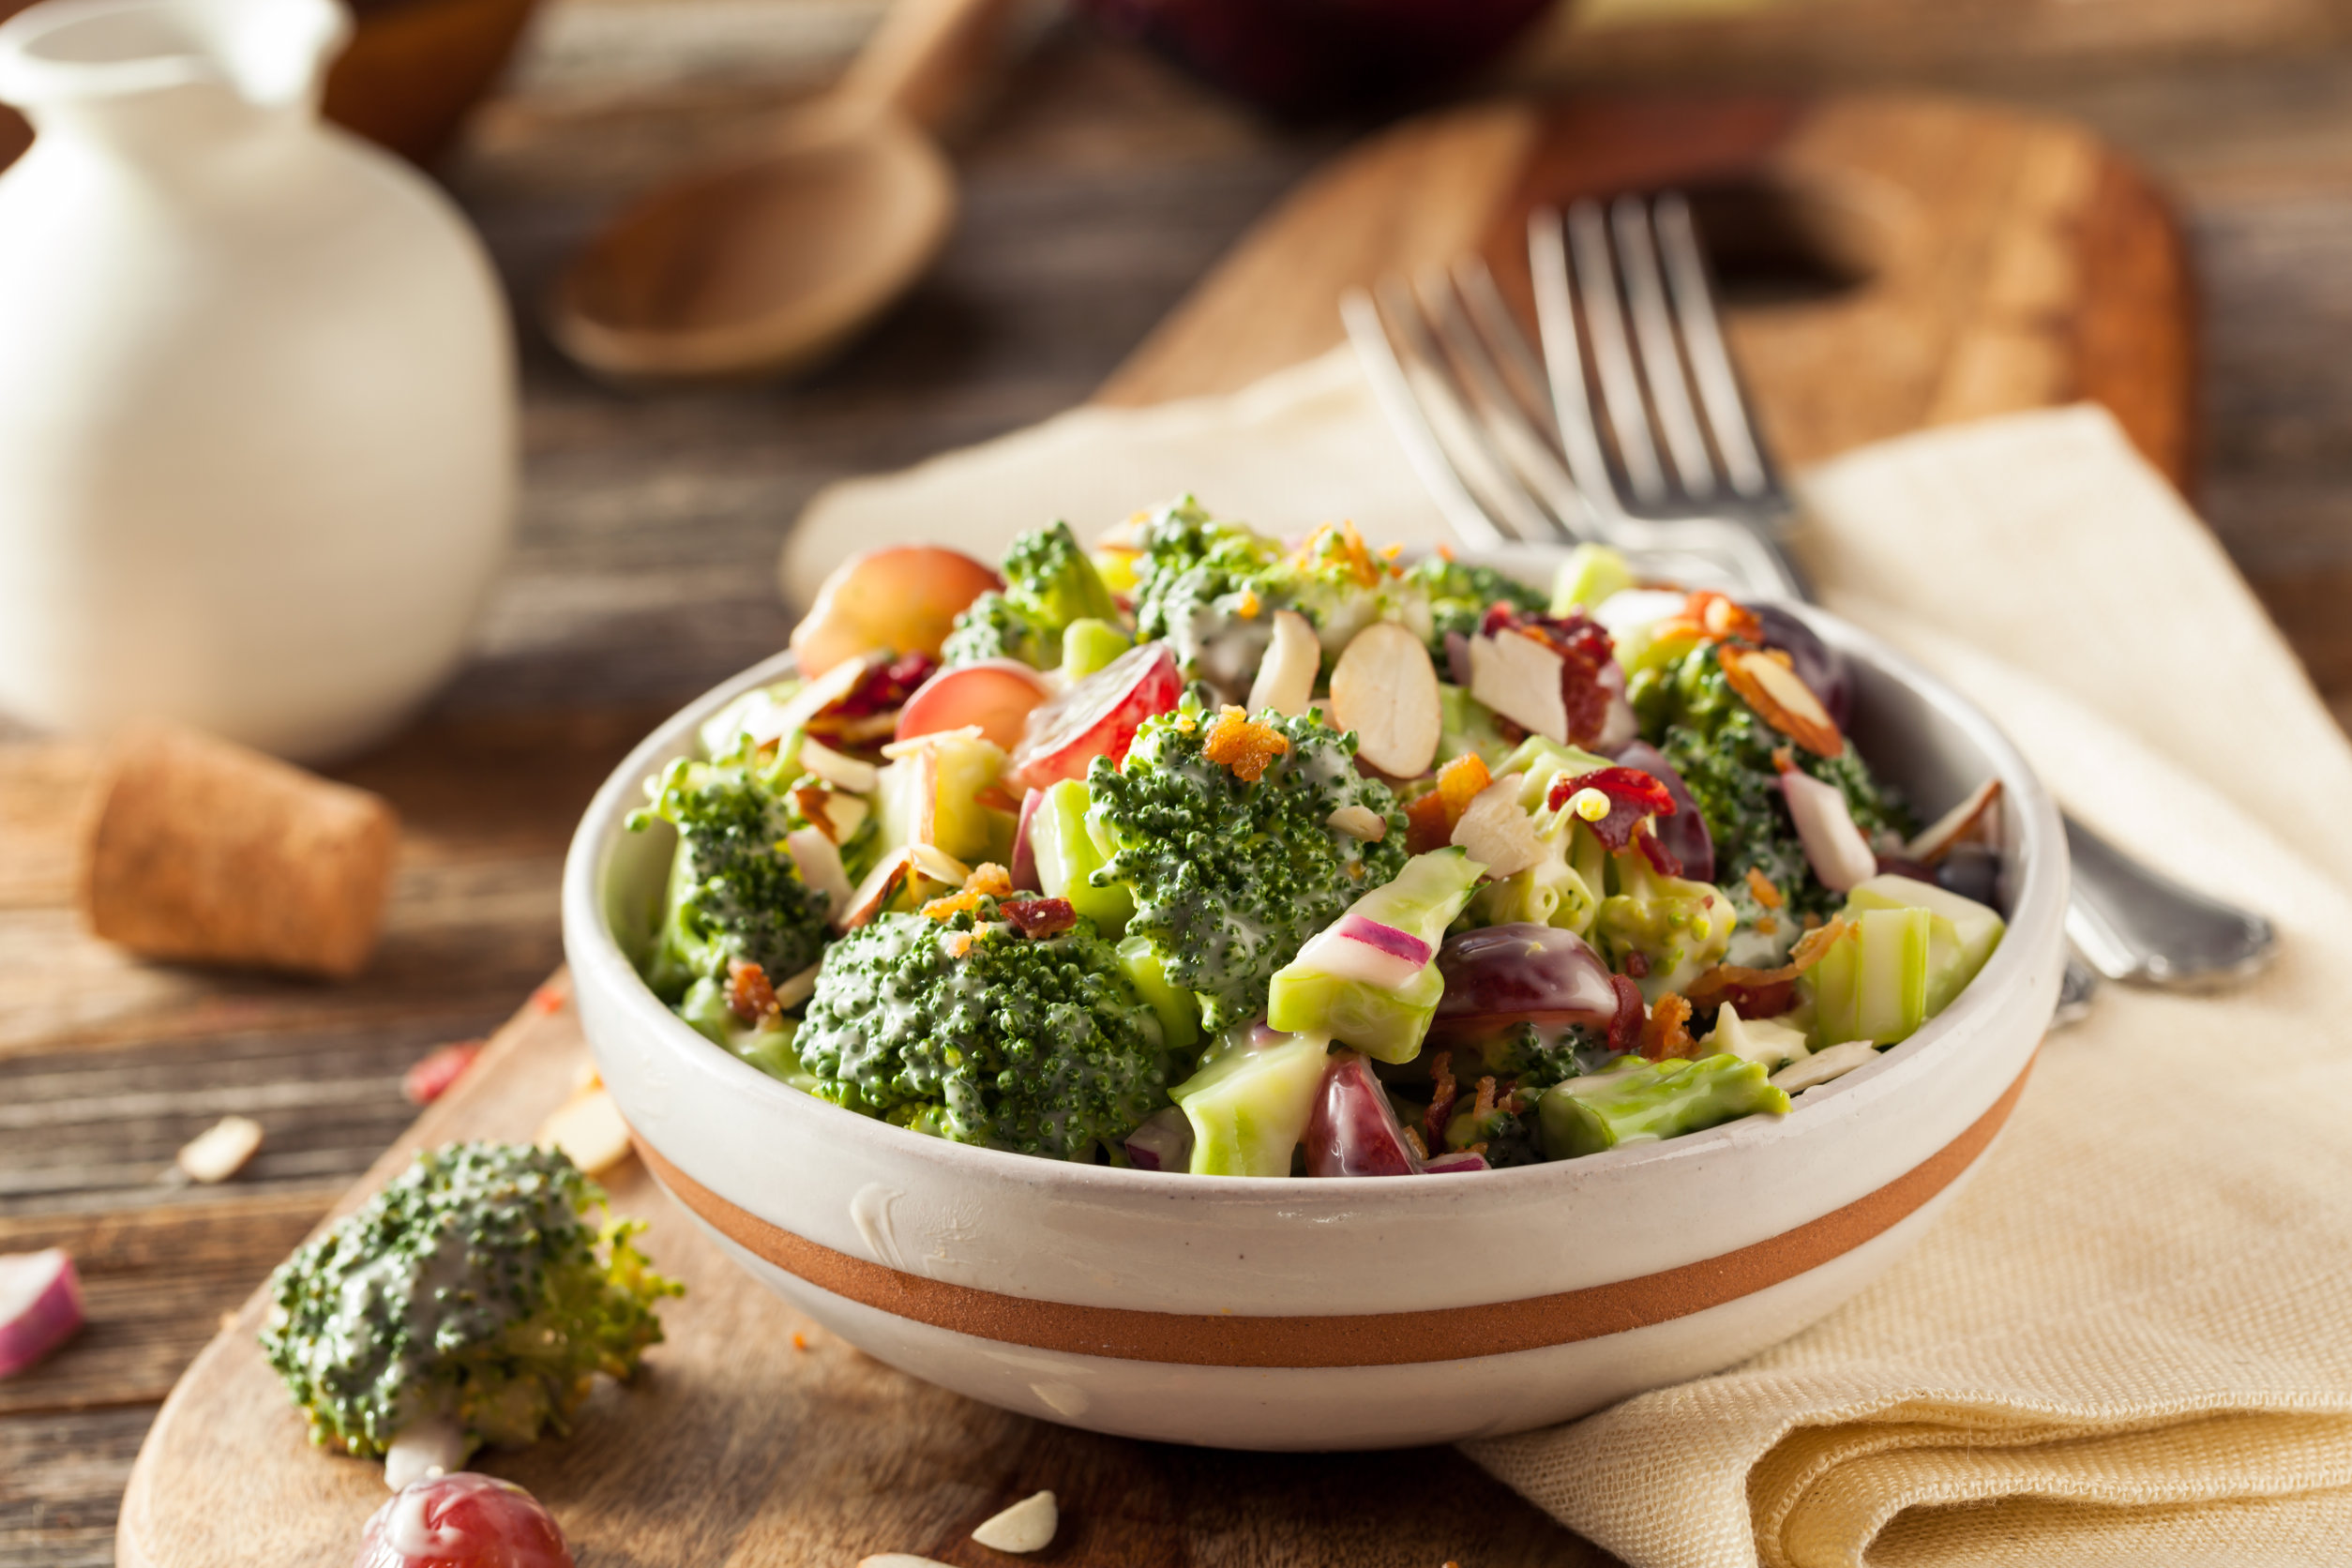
[1437,753,1491,816]
[1404,792,1452,853]
[1405,754,1493,853]
[1470,1075,1498,1123]
[1607,974,1647,1055]
[1746,867,1785,909]
[1681,915,1851,1018]
[1003,897,1078,937]
[1424,1050,1458,1153]
[1638,992,1697,1061]
[792,784,837,840]
[1635,822,1684,879]
[1623,950,1651,979]
[1480,607,1619,747]
[807,650,938,743]
[727,959,779,1024]
[1547,766,1678,852]
[1202,705,1289,782]
[403,1040,483,1106]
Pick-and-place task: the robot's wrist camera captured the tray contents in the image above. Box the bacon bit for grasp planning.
[1746,867,1786,909]
[1772,746,1796,776]
[1635,822,1684,879]
[1607,974,1647,1055]
[792,784,838,840]
[1405,792,1454,854]
[1402,1125,1429,1162]
[1237,588,1262,620]
[402,1040,483,1106]
[1003,897,1078,937]
[1687,590,1764,644]
[1202,705,1290,782]
[791,1331,808,1351]
[1639,992,1697,1061]
[1482,607,1619,748]
[1720,644,1843,758]
[1547,766,1677,852]
[1424,1050,1459,1153]
[1471,1075,1499,1123]
[1681,916,1852,1018]
[807,650,937,742]
[727,959,779,1024]
[531,983,566,1016]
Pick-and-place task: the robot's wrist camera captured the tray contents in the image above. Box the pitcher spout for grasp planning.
[0,0,350,131]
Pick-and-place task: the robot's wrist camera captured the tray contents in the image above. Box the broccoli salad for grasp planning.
[625,501,2009,1177]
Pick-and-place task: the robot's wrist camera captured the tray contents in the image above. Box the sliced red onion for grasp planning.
[1423,1151,1489,1175]
[1305,1052,1420,1178]
[1333,912,1433,968]
[1293,923,1427,992]
[1123,1107,1193,1172]
[1008,787,1045,892]
[1613,740,1713,884]
[1432,924,1620,1038]
[0,1248,83,1379]
[1778,769,1877,892]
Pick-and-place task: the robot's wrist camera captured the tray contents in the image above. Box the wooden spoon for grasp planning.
[550,0,1018,383]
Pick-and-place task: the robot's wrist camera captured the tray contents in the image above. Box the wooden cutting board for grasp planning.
[115,92,2191,1568]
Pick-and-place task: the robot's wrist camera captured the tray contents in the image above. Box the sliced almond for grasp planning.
[1719,645,1842,757]
[971,1490,1059,1554]
[908,842,972,888]
[1246,609,1320,717]
[764,654,875,746]
[1468,629,1569,744]
[177,1115,263,1184]
[786,826,855,913]
[1905,777,2003,865]
[1329,622,1440,777]
[1326,804,1389,841]
[537,1085,632,1175]
[798,736,879,794]
[1450,773,1544,878]
[823,792,870,842]
[839,849,912,929]
[771,960,822,1011]
[1771,1039,1879,1093]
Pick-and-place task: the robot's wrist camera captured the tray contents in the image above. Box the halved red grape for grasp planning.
[1431,924,1619,1040]
[354,1473,574,1568]
[1305,1051,1420,1178]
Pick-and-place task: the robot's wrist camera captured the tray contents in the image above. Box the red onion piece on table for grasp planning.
[0,1248,83,1378]
[1305,1052,1421,1177]
[1431,924,1620,1040]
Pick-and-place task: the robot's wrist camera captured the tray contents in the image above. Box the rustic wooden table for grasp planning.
[5,2,2350,1562]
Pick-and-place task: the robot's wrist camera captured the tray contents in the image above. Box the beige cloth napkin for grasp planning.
[789,351,2352,1568]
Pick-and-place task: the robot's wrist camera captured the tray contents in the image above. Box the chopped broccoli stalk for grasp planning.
[1060,617,1131,680]
[943,520,1122,669]
[1538,1054,1788,1157]
[1170,1031,1331,1176]
[631,756,830,1005]
[260,1142,681,1463]
[1087,703,1406,1032]
[1843,873,2004,1015]
[1266,848,1486,1063]
[1550,543,1636,615]
[1030,778,1134,934]
[1807,905,1934,1047]
[1591,851,1738,1001]
[1409,554,1545,656]
[1438,683,1515,768]
[793,900,1169,1160]
[1116,933,1200,1054]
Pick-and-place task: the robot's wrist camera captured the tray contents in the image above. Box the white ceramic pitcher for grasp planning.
[0,0,514,761]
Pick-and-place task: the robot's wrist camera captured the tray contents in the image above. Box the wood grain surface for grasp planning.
[8,5,2352,1565]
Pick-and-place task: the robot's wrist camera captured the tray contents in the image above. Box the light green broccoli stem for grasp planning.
[1538,1054,1788,1157]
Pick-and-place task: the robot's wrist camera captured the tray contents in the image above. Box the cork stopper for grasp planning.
[79,723,400,979]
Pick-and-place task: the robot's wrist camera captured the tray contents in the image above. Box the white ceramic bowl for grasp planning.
[563,604,2066,1450]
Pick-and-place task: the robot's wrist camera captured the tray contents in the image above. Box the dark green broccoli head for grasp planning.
[1408,555,1546,656]
[943,520,1121,669]
[260,1142,680,1460]
[1126,498,1294,695]
[1087,703,1407,1032]
[631,755,831,1003]
[1637,644,1910,920]
[795,900,1169,1160]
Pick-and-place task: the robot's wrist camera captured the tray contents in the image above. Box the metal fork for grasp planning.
[1343,192,2277,1003]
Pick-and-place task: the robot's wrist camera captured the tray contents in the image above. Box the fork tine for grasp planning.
[1656,192,1772,500]
[1413,265,1595,543]
[1340,287,1512,550]
[1527,207,1625,521]
[1567,199,1666,506]
[1449,256,1553,429]
[1613,195,1716,500]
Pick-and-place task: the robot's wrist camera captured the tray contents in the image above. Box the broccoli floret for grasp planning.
[630,756,831,1004]
[1086,703,1407,1031]
[1126,497,1294,695]
[795,901,1169,1160]
[943,520,1122,669]
[1641,644,1909,922]
[260,1142,681,1463]
[1408,555,1545,656]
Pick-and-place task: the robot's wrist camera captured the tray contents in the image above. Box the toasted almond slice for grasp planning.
[1905,777,2003,864]
[1326,804,1389,841]
[1468,628,1569,743]
[908,842,972,888]
[1450,773,1544,879]
[786,826,855,912]
[1771,1039,1879,1093]
[839,849,912,930]
[771,960,822,1011]
[1329,622,1441,777]
[177,1115,263,1184]
[537,1086,632,1175]
[823,792,870,842]
[1246,609,1320,717]
[798,736,879,794]
[971,1490,1059,1554]
[1719,644,1842,757]
[880,725,988,759]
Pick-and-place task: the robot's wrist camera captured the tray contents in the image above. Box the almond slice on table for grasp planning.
[1905,777,2003,864]
[538,1084,632,1175]
[176,1116,263,1184]
[1246,609,1319,717]
[1329,622,1440,777]
[971,1490,1059,1553]
[1719,645,1842,757]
